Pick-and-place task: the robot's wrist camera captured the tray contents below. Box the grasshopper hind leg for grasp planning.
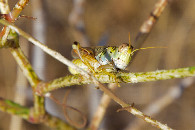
[96,65,121,87]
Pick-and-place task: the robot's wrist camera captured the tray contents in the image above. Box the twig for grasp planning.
[94,83,172,130]
[0,19,92,78]
[10,47,40,86]
[48,92,87,129]
[0,97,75,130]
[0,0,29,45]
[10,0,30,20]
[126,77,194,130]
[0,19,174,129]
[0,97,30,120]
[69,0,89,46]
[134,0,169,49]
[0,0,10,47]
[89,83,117,130]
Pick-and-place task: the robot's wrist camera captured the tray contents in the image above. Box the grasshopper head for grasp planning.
[72,41,80,50]
[113,43,134,70]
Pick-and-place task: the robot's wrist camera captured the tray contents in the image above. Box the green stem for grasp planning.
[36,66,195,95]
[0,97,30,120]
[0,97,75,129]
[9,47,45,119]
[10,47,39,86]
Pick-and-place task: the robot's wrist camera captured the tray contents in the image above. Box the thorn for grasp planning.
[18,15,37,20]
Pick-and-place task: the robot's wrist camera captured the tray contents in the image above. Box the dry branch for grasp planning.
[134,0,169,48]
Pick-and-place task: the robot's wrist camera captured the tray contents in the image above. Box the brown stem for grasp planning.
[134,0,169,49]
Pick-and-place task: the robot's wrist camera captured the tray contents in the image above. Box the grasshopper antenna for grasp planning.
[129,32,131,48]
[131,46,167,55]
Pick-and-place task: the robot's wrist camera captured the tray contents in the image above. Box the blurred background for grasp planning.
[0,0,195,130]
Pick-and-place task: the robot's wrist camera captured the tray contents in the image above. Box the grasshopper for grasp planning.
[68,35,165,78]
[69,33,138,76]
[68,41,134,75]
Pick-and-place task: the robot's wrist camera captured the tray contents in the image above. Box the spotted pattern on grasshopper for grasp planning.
[68,41,134,75]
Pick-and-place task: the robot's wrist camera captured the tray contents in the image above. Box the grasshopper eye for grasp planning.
[118,43,129,52]
[72,41,81,50]
[130,45,134,50]
[73,41,79,45]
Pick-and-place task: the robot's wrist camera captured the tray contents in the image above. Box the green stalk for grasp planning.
[0,97,30,120]
[0,97,75,129]
[36,66,195,95]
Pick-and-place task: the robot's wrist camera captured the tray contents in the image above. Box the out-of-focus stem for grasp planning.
[0,97,75,129]
[134,0,169,49]
[69,0,89,46]
[31,0,46,79]
[89,83,117,130]
[0,97,30,120]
